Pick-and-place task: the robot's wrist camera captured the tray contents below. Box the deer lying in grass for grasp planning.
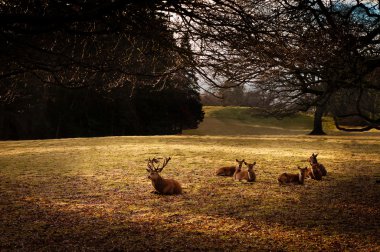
[216,159,244,176]
[233,159,257,182]
[146,157,182,195]
[278,166,309,185]
[306,164,323,181]
[309,153,327,176]
[243,161,257,182]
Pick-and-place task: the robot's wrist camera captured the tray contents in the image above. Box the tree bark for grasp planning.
[309,105,326,135]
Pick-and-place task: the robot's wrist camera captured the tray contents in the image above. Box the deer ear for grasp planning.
[244,161,247,165]
[242,159,245,162]
[253,162,256,165]
[315,153,319,157]
[236,159,239,162]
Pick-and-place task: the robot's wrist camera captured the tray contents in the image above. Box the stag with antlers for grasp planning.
[146,157,182,195]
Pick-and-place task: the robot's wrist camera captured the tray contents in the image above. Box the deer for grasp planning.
[146,157,182,195]
[240,161,257,182]
[233,159,257,182]
[306,164,323,181]
[278,166,309,185]
[216,159,244,176]
[308,153,327,176]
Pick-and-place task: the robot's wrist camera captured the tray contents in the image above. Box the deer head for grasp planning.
[146,157,171,180]
[244,161,256,171]
[235,159,245,171]
[308,153,319,165]
[298,166,309,182]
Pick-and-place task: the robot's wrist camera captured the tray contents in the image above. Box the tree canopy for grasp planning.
[1,0,379,137]
[172,0,380,133]
[0,0,204,139]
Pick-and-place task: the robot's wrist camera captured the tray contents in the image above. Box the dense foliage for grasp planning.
[0,84,203,139]
[0,1,203,139]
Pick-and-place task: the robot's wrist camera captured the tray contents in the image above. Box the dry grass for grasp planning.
[1,135,380,251]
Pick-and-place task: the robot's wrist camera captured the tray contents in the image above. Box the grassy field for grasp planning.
[1,107,380,251]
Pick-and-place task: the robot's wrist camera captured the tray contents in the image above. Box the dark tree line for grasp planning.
[0,83,203,139]
[0,1,204,139]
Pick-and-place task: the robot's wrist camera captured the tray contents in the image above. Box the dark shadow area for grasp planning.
[170,170,380,251]
[0,177,284,251]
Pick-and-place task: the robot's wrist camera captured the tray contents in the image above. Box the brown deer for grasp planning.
[216,159,243,176]
[146,157,182,195]
[241,161,257,182]
[278,166,309,185]
[233,159,256,182]
[308,153,327,176]
[306,164,323,180]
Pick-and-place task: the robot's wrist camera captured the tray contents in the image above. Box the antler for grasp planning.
[146,157,170,172]
[146,158,154,171]
[157,157,171,172]
[146,157,159,171]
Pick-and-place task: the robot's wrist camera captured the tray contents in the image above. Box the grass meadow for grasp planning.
[1,106,380,251]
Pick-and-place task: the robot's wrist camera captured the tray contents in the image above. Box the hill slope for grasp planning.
[184,106,336,135]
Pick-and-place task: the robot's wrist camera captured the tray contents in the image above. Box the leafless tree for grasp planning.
[172,0,380,134]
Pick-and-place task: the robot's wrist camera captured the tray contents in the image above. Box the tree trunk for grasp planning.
[309,105,326,135]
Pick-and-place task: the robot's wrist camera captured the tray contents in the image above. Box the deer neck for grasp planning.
[248,169,254,180]
[310,165,315,177]
[298,172,305,184]
[312,163,319,171]
[236,163,243,172]
[152,175,165,191]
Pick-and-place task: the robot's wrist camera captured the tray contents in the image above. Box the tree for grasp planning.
[2,0,380,136]
[173,0,380,134]
[0,0,204,139]
[263,1,380,134]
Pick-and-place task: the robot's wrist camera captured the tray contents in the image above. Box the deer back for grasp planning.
[278,167,308,185]
[152,176,182,195]
[278,172,299,184]
[216,166,236,176]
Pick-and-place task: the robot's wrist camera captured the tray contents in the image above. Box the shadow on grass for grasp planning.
[0,179,282,251]
[1,171,379,251]
[184,174,380,248]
